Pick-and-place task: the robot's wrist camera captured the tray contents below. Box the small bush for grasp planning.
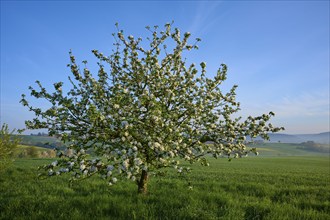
[26,146,39,158]
[0,124,20,171]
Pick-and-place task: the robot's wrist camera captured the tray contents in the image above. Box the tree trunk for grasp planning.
[137,170,148,194]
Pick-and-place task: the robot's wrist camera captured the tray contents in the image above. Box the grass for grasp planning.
[1,156,329,219]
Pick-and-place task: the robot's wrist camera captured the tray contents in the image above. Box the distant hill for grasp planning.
[296,141,329,153]
[14,135,65,149]
[266,132,330,144]
[14,132,330,151]
[252,143,329,157]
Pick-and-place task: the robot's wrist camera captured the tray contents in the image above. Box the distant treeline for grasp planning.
[296,141,329,153]
[30,132,48,136]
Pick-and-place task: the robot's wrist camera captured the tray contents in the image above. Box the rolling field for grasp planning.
[253,143,329,157]
[1,156,329,219]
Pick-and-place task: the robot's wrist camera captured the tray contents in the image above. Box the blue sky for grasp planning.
[1,1,329,134]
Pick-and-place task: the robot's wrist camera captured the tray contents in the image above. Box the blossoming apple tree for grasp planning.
[21,23,284,194]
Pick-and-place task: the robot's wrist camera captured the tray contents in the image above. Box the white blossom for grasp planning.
[51,161,58,167]
[107,165,114,171]
[90,166,98,172]
[48,169,54,176]
[60,168,69,173]
[121,121,129,129]
[80,164,86,171]
[142,165,148,171]
[184,155,190,160]
[134,158,142,166]
[122,159,130,170]
[126,172,132,179]
[68,162,74,168]
[153,142,161,149]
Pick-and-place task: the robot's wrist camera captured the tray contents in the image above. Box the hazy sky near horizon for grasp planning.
[1,1,329,134]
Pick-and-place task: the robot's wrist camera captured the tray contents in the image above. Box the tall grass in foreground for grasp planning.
[1,156,329,219]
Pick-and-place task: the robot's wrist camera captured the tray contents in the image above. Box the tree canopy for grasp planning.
[21,23,284,193]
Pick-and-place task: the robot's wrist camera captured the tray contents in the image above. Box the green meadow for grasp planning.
[1,154,329,219]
